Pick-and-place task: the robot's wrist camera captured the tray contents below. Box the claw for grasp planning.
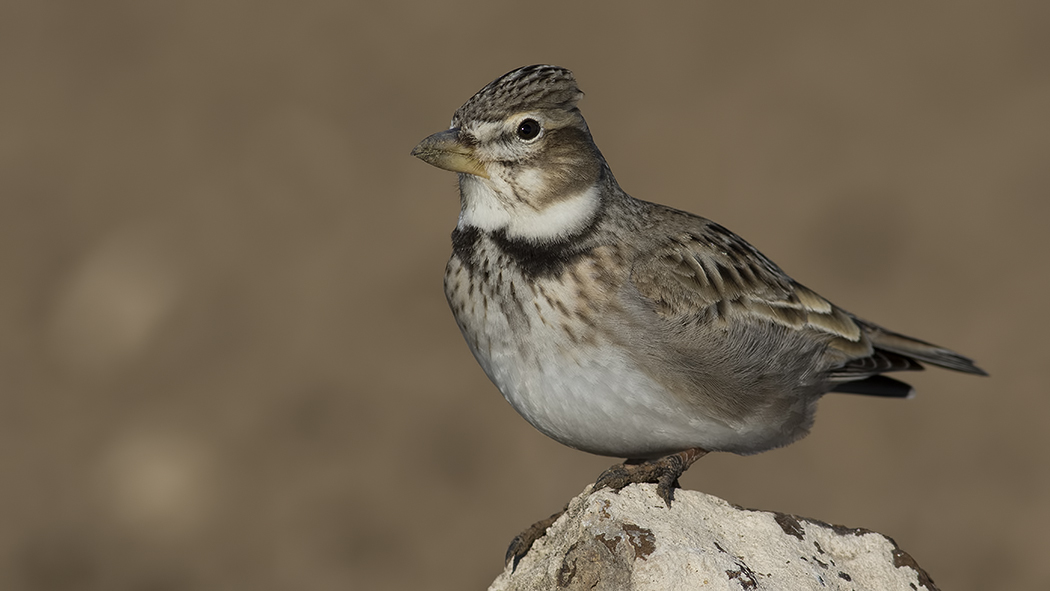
[593,448,708,507]
[506,449,708,568]
[505,505,567,569]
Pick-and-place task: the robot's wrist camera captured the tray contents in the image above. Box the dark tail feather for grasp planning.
[832,375,916,398]
[861,323,989,376]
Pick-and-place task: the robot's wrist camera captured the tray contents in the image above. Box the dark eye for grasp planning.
[516,119,541,141]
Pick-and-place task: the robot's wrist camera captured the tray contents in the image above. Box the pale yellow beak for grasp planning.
[411,128,490,179]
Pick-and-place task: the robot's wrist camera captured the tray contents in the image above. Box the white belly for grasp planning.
[446,258,776,457]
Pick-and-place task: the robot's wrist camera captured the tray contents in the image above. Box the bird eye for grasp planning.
[516,119,541,141]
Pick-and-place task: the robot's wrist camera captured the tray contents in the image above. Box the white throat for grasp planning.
[458,178,600,242]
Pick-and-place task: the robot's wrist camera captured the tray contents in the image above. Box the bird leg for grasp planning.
[505,448,708,568]
[593,447,708,507]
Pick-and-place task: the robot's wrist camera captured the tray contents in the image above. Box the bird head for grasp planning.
[412,65,608,243]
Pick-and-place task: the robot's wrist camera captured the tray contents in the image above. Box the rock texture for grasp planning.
[489,485,937,591]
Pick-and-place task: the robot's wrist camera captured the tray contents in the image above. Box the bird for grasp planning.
[411,64,985,564]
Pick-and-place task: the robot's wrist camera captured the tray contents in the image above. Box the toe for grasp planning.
[505,533,531,568]
[655,473,678,507]
[505,507,566,569]
[594,463,633,492]
[591,450,707,507]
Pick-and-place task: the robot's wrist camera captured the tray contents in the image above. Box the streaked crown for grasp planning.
[453,65,584,126]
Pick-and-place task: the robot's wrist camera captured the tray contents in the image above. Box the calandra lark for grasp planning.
[412,64,985,563]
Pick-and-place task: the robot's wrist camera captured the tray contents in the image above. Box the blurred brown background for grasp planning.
[1,1,1047,589]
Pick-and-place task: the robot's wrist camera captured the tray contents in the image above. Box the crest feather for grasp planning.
[453,65,583,125]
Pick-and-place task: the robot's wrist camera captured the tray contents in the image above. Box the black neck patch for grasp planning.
[488,230,587,279]
[450,203,606,280]
[450,225,483,271]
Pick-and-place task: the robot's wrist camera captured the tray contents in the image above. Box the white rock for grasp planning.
[489,484,937,591]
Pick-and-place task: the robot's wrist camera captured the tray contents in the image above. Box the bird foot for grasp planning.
[505,504,568,570]
[505,449,707,568]
[593,448,708,507]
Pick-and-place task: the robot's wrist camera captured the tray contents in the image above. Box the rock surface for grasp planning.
[489,485,937,591]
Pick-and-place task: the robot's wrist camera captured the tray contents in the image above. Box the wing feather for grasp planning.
[631,220,864,346]
[625,212,986,395]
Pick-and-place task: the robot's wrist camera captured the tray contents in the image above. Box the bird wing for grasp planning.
[627,215,988,380]
[630,219,872,354]
[624,211,985,404]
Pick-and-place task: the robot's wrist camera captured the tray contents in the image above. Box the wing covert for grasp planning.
[630,220,864,346]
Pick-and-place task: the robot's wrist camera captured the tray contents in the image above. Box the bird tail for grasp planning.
[831,375,916,398]
[861,322,988,376]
